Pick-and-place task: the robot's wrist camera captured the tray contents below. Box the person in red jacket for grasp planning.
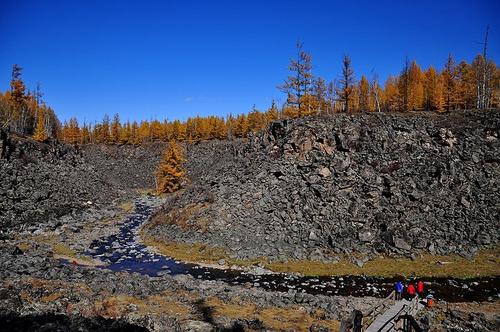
[417,280,424,297]
[407,283,416,299]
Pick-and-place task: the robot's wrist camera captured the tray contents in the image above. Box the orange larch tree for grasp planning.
[442,54,458,111]
[424,67,444,111]
[33,110,47,142]
[358,75,371,111]
[155,139,186,194]
[279,41,314,117]
[110,113,121,143]
[337,55,355,112]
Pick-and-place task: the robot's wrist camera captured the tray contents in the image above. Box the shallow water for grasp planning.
[84,203,499,303]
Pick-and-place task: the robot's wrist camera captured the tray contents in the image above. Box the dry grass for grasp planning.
[24,279,60,290]
[94,293,192,319]
[92,200,135,226]
[30,234,103,266]
[150,202,210,231]
[119,201,134,213]
[266,249,500,278]
[8,274,342,331]
[52,242,77,257]
[40,292,64,303]
[205,297,340,331]
[16,242,32,252]
[142,235,266,268]
[142,237,229,264]
[7,277,192,320]
[143,234,500,278]
[98,216,123,225]
[19,291,31,301]
[4,278,94,303]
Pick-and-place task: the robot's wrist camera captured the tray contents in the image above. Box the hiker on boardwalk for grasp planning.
[417,280,424,297]
[407,283,416,300]
[395,281,404,300]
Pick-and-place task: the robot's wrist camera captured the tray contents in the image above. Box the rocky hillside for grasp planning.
[82,143,164,191]
[149,110,500,261]
[0,133,162,231]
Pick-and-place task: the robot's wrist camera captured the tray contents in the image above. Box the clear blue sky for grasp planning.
[1,0,499,123]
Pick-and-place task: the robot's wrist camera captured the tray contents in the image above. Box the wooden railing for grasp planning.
[361,290,395,330]
[378,303,409,331]
[379,296,421,332]
[341,292,424,332]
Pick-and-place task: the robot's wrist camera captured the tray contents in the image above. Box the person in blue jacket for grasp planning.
[395,281,404,300]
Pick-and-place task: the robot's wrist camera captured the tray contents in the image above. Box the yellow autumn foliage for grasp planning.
[155,140,186,194]
[33,111,48,142]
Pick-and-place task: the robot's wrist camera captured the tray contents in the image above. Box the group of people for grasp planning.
[394,280,425,301]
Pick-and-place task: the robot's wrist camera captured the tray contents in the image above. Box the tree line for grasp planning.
[0,65,60,141]
[279,41,499,115]
[1,43,499,144]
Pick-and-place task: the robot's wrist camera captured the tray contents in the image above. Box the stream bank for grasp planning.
[2,197,498,331]
[86,199,500,303]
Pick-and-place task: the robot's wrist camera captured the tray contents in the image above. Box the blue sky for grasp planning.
[0,0,499,123]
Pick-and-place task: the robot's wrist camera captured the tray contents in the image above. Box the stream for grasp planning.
[84,202,499,303]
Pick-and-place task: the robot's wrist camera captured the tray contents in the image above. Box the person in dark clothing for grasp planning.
[395,281,404,300]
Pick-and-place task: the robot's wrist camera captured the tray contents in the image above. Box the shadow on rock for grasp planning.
[0,311,149,332]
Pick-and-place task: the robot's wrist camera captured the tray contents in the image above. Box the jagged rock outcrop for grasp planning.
[150,110,500,260]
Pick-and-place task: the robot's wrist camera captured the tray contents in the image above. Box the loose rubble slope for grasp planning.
[149,110,500,262]
[0,132,163,231]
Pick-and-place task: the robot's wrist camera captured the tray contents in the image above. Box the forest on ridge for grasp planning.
[1,44,499,145]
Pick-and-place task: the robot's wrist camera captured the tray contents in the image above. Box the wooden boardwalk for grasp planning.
[365,298,423,332]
